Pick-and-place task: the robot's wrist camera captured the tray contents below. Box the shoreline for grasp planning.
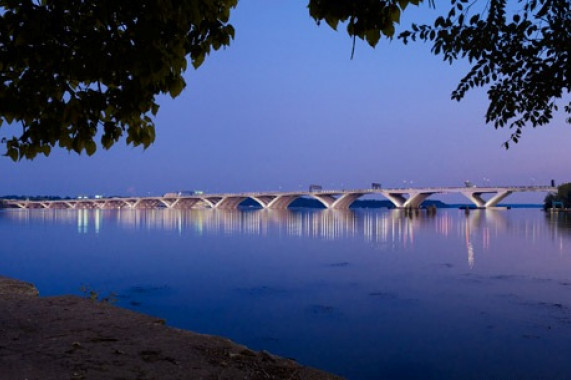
[0,275,343,380]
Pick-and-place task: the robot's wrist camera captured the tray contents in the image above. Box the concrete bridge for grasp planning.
[4,186,556,210]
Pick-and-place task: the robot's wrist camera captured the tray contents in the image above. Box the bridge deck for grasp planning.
[4,186,556,210]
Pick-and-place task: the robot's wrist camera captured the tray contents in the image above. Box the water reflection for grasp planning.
[3,207,569,261]
[2,207,571,379]
[545,212,571,254]
[545,211,571,235]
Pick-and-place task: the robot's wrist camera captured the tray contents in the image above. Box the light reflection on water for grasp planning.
[4,207,569,259]
[1,208,571,379]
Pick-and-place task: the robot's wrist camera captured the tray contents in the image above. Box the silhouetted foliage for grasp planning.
[400,0,570,147]
[0,0,236,160]
[558,183,571,208]
[314,0,570,147]
[544,193,556,210]
[308,0,430,57]
[544,182,571,209]
[1,0,568,160]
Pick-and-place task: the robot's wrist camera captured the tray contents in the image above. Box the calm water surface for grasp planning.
[1,208,570,379]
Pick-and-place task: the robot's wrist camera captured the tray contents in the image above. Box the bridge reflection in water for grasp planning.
[4,208,567,265]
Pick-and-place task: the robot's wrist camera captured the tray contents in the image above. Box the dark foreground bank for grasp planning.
[0,276,343,380]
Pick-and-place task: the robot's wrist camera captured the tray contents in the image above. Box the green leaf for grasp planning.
[192,53,205,69]
[382,24,395,37]
[390,6,401,24]
[6,148,19,162]
[169,78,185,98]
[85,140,96,156]
[325,15,339,30]
[41,145,51,156]
[365,29,381,47]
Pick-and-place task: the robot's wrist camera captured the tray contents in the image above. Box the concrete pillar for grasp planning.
[266,195,301,209]
[311,194,338,208]
[463,192,486,208]
[330,193,365,209]
[381,193,407,208]
[484,191,512,207]
[403,193,433,208]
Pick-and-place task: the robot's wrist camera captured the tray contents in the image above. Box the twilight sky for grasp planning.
[2,2,570,202]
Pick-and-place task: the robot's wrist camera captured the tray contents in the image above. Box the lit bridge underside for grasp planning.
[5,186,556,210]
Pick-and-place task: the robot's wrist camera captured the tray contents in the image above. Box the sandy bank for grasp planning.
[0,276,343,380]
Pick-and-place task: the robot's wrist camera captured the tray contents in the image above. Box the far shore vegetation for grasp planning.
[544,183,571,210]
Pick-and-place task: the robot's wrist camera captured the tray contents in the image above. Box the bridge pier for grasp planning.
[201,198,218,208]
[159,198,181,209]
[311,194,337,208]
[250,195,301,209]
[380,192,434,209]
[213,197,247,209]
[1,186,556,210]
[403,192,434,208]
[483,191,513,207]
[249,196,274,208]
[121,199,141,209]
[462,190,513,208]
[308,193,365,209]
[330,193,365,209]
[176,198,202,209]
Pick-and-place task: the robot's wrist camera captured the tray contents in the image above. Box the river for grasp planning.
[1,208,570,379]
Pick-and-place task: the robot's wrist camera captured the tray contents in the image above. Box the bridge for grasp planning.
[4,186,556,210]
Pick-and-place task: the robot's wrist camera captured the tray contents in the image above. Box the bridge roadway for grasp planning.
[5,186,556,210]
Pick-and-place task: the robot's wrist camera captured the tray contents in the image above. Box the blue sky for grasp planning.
[2,1,569,202]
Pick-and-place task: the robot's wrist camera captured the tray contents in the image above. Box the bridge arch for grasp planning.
[403,192,435,208]
[309,194,337,208]
[215,197,248,209]
[2,186,557,210]
[315,193,366,209]
[462,190,513,208]
[250,194,303,209]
